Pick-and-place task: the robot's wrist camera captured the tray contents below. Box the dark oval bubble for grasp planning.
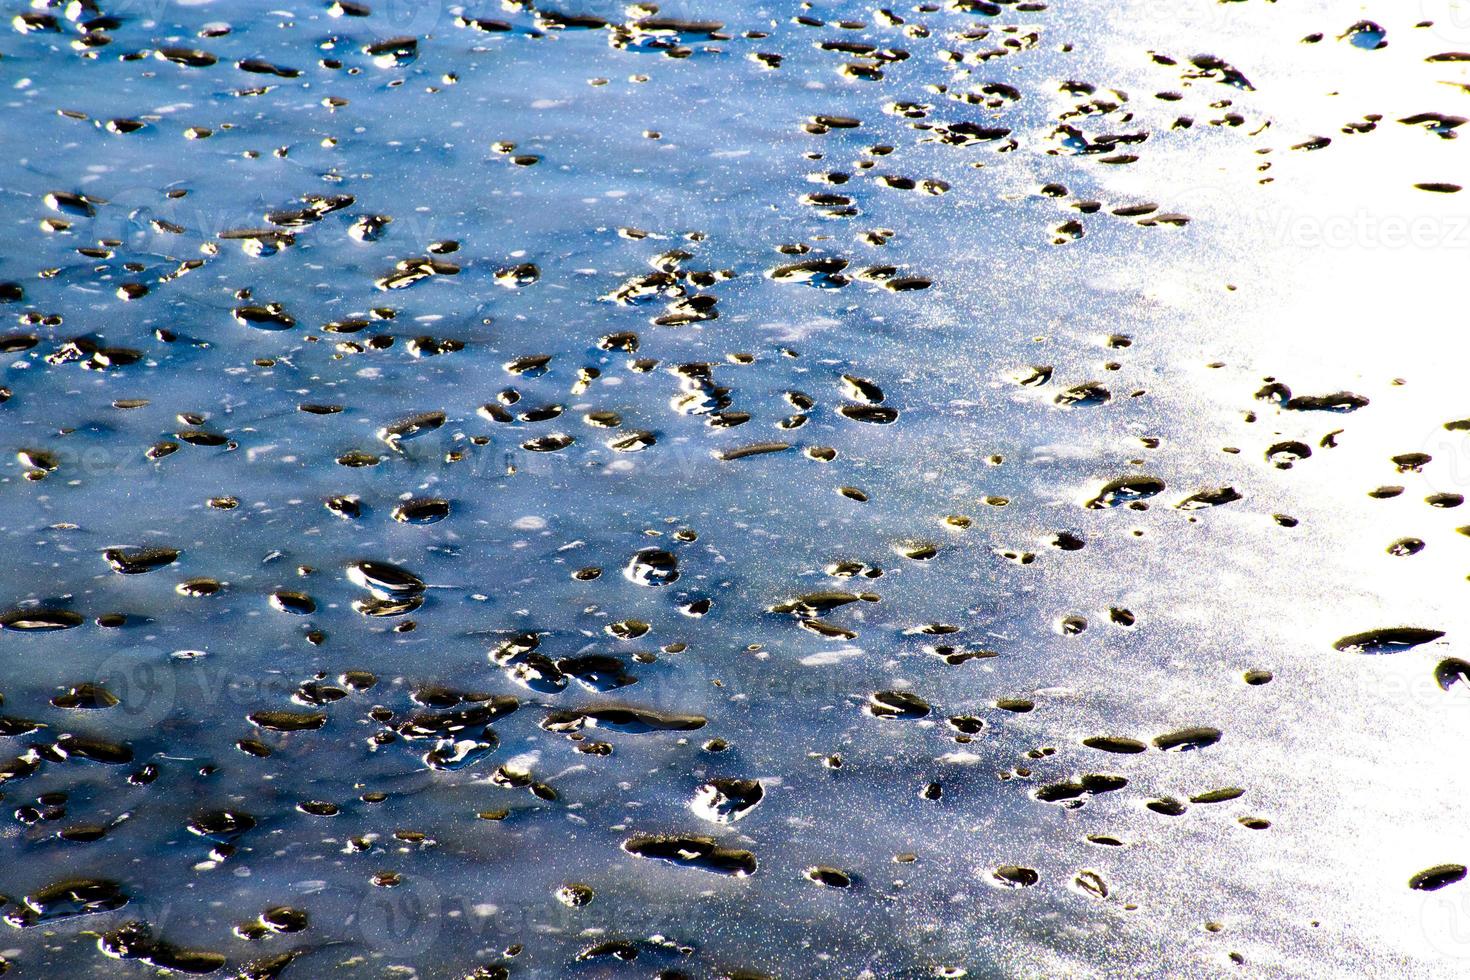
[1410,865,1467,891]
[1082,735,1146,754]
[625,548,680,586]
[865,690,931,720]
[103,547,179,575]
[1152,727,1222,752]
[1333,628,1445,655]
[622,836,757,877]
[1,608,84,631]
[1085,476,1164,509]
[4,879,128,928]
[991,866,1039,889]
[392,498,451,524]
[347,560,425,597]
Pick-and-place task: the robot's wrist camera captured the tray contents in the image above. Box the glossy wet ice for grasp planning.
[1,0,1469,976]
